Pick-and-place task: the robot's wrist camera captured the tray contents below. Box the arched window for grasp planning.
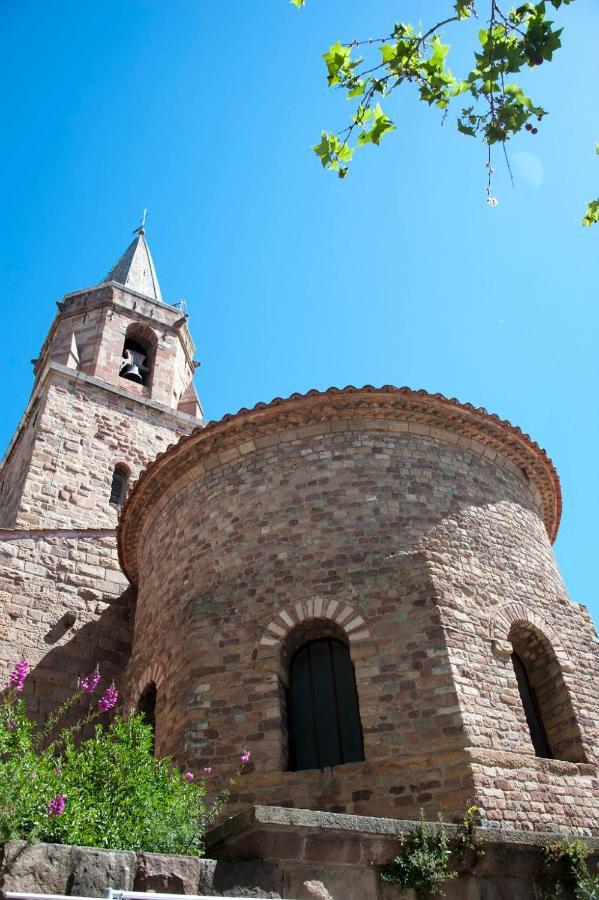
[109,465,129,506]
[508,622,585,763]
[138,682,157,751]
[287,637,364,771]
[511,651,552,759]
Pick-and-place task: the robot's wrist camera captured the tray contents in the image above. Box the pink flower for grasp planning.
[47,795,66,816]
[8,658,30,692]
[55,766,62,776]
[203,766,213,775]
[98,682,118,711]
[184,771,194,781]
[240,750,251,764]
[80,667,101,694]
[7,720,16,732]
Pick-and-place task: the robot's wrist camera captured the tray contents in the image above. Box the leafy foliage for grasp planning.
[0,695,211,855]
[540,837,599,899]
[0,661,249,856]
[291,0,597,222]
[452,803,486,864]
[583,200,599,227]
[582,143,599,227]
[379,812,457,899]
[300,1,575,178]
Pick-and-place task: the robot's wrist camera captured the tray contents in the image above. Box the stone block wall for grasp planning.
[0,531,131,717]
[3,807,598,899]
[0,351,201,716]
[0,368,199,531]
[0,390,49,529]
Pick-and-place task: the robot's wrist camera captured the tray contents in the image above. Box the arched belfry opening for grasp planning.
[283,620,364,772]
[119,324,157,387]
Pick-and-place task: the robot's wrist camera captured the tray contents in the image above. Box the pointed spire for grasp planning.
[103,217,162,301]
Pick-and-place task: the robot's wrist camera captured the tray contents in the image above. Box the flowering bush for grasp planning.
[0,660,248,855]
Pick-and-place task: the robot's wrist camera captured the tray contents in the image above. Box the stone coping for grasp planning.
[0,840,282,896]
[206,806,599,862]
[117,386,562,584]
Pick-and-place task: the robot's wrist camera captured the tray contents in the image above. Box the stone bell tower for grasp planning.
[0,226,203,713]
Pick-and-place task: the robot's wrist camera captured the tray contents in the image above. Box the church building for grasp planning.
[1,231,598,840]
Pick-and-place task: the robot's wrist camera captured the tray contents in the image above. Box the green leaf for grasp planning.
[323,41,348,86]
[370,103,396,145]
[582,199,599,227]
[380,44,397,64]
[457,119,476,137]
[352,105,372,125]
[290,0,306,6]
[454,0,474,18]
[429,35,450,68]
[312,131,353,171]
[347,78,366,98]
[312,131,334,168]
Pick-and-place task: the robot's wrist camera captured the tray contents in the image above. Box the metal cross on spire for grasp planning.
[134,208,148,236]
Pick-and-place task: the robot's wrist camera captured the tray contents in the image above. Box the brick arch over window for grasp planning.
[130,661,165,709]
[491,606,584,763]
[489,603,572,671]
[255,600,375,771]
[258,598,370,656]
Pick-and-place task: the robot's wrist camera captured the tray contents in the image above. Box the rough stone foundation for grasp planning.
[2,808,598,899]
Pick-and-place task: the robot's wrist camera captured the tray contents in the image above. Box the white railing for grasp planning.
[4,892,273,900]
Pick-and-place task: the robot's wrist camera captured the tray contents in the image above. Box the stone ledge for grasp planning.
[465,747,598,776]
[206,806,599,866]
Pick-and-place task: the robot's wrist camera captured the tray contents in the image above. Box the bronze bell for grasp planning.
[119,349,148,384]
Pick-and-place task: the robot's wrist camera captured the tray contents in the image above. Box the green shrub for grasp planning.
[541,838,599,900]
[379,812,457,899]
[0,661,242,855]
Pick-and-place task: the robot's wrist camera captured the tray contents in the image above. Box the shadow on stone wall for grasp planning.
[14,588,134,724]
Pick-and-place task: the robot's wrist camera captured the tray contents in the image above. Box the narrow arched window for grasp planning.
[511,651,553,759]
[109,465,129,507]
[288,637,364,771]
[138,682,157,752]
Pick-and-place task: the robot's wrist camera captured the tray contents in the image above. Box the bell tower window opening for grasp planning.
[109,465,129,507]
[287,636,364,772]
[511,651,553,759]
[120,337,150,385]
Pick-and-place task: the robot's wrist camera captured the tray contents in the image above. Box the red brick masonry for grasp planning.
[118,387,599,833]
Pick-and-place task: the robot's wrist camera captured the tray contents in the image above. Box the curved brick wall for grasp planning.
[119,388,599,832]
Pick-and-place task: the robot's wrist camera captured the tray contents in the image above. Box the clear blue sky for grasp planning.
[1,1,597,624]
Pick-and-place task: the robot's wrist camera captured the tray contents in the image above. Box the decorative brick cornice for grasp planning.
[117,386,562,585]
